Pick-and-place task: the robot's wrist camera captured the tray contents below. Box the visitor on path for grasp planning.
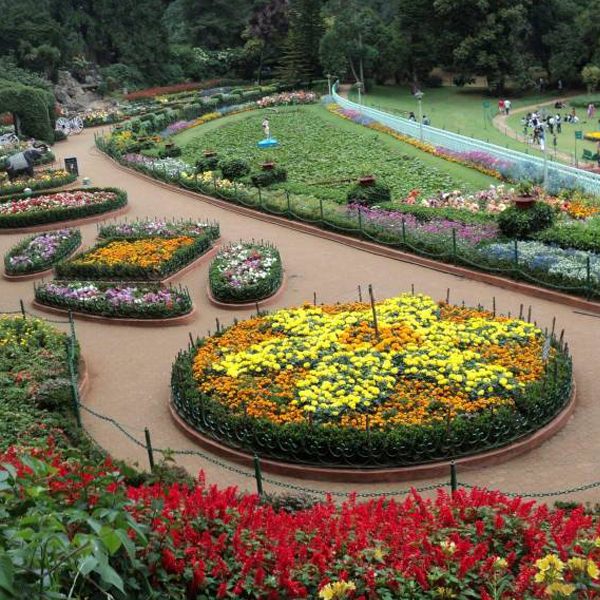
[587,103,596,120]
[498,99,505,114]
[262,118,270,139]
[539,127,546,152]
[422,115,430,126]
[555,114,562,133]
[558,79,563,91]
[504,99,512,115]
[408,112,417,121]
[548,115,555,135]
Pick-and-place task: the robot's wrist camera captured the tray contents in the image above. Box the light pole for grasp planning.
[541,128,548,188]
[415,90,424,141]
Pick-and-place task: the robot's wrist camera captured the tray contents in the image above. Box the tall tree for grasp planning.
[279,0,324,82]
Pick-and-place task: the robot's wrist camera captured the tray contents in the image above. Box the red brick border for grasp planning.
[169,383,576,483]
[103,154,600,315]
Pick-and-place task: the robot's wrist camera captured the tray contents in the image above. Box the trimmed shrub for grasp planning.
[250,166,288,187]
[158,145,182,159]
[196,154,219,172]
[219,157,250,180]
[346,181,392,206]
[498,202,555,238]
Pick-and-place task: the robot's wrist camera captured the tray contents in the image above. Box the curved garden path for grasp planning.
[1,128,599,501]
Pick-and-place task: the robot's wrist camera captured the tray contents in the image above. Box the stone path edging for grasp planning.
[103,152,600,314]
[32,299,197,327]
[168,382,576,483]
[206,272,287,310]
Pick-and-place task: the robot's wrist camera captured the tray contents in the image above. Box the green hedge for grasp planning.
[34,281,193,319]
[4,229,81,275]
[0,169,77,198]
[56,232,214,281]
[171,334,572,467]
[209,242,283,303]
[0,187,127,229]
[535,218,600,253]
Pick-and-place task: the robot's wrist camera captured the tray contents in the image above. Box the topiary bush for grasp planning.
[346,181,391,206]
[250,166,288,187]
[498,202,556,238]
[219,157,250,180]
[196,154,219,172]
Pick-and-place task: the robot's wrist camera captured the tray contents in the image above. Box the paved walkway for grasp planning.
[1,128,599,502]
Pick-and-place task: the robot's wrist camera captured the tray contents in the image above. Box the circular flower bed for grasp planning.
[209,241,282,303]
[56,234,214,281]
[4,229,81,276]
[172,293,572,467]
[0,169,76,197]
[35,281,192,319]
[0,188,127,229]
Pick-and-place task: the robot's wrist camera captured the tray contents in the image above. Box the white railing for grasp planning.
[332,85,600,195]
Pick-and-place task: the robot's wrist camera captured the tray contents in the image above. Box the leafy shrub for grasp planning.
[498,202,556,238]
[158,144,182,159]
[535,218,600,253]
[346,181,391,206]
[196,154,219,172]
[219,157,250,180]
[250,166,287,187]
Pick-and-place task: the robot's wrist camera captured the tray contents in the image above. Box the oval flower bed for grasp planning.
[98,218,219,241]
[0,169,76,197]
[4,228,81,276]
[35,281,192,319]
[172,293,572,467]
[0,188,127,229]
[208,241,282,303]
[56,233,214,281]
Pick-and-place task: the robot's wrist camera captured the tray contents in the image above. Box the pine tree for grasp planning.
[279,0,324,82]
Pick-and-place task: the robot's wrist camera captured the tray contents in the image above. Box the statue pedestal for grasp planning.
[257,138,279,149]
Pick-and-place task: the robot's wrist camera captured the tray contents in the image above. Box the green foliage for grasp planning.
[582,64,600,93]
[535,217,600,253]
[196,154,220,172]
[100,63,146,92]
[498,202,556,238]
[158,144,182,159]
[346,180,391,206]
[250,165,288,187]
[219,157,251,180]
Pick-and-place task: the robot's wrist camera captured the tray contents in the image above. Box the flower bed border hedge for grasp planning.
[4,229,81,276]
[171,316,573,469]
[0,187,128,230]
[208,242,283,303]
[34,281,194,321]
[0,169,77,197]
[55,232,216,281]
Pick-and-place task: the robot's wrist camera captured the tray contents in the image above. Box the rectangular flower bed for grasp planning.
[4,228,81,275]
[209,241,282,303]
[35,281,193,319]
[98,218,220,241]
[0,188,127,229]
[0,169,77,197]
[55,233,214,281]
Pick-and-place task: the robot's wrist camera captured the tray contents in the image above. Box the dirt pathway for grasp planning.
[1,128,599,502]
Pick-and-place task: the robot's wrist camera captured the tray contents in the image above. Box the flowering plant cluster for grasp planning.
[479,240,600,285]
[347,203,499,246]
[0,169,76,196]
[98,218,220,241]
[209,241,283,303]
[257,91,317,108]
[0,188,126,229]
[82,109,122,127]
[57,236,196,280]
[35,280,193,319]
[4,228,81,275]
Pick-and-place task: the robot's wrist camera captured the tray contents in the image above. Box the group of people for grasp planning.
[520,106,583,150]
[408,112,431,125]
[498,99,512,115]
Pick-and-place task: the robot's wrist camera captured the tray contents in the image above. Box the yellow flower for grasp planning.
[544,582,576,597]
[493,557,508,570]
[318,580,356,600]
[535,554,565,584]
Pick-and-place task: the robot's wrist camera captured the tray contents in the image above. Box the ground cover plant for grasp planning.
[209,241,282,303]
[173,293,571,466]
[179,105,487,202]
[0,168,76,196]
[0,188,127,229]
[35,281,193,319]
[4,228,81,275]
[55,234,212,281]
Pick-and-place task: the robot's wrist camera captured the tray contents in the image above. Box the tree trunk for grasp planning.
[12,113,21,137]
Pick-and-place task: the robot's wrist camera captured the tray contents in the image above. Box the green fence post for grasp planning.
[451,228,457,260]
[513,239,519,269]
[586,255,592,298]
[401,219,406,244]
[357,206,363,234]
[65,338,81,428]
[253,454,264,496]
[450,461,457,494]
[319,198,324,222]
[144,428,155,471]
[19,299,25,318]
[286,191,291,214]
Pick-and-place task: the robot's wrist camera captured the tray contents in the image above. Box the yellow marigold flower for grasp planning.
[318,580,356,600]
[535,554,565,584]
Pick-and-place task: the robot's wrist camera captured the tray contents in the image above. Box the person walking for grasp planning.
[587,103,595,120]
[539,126,546,152]
[548,115,555,135]
[498,99,505,114]
[555,114,562,133]
[504,99,512,115]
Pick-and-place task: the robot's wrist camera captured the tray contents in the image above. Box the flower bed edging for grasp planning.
[32,299,197,327]
[100,147,600,314]
[169,381,576,484]
[161,242,221,284]
[206,272,287,310]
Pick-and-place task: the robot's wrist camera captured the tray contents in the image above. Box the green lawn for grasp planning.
[174,104,496,202]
